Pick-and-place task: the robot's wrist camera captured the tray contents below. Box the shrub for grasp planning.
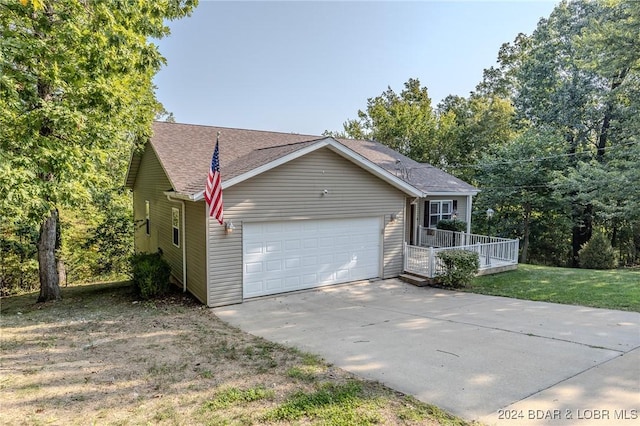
[436,219,467,232]
[579,231,617,269]
[436,250,479,288]
[130,252,171,299]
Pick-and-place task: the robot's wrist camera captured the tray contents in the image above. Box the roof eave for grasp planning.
[163,190,197,201]
[124,149,141,189]
[422,190,480,197]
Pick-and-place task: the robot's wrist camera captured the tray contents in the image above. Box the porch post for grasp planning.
[428,247,435,278]
[466,194,472,234]
[403,242,407,272]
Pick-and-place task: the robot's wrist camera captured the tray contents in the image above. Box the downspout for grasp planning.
[166,194,187,292]
[466,195,473,234]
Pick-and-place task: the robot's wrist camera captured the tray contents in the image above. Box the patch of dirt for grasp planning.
[0,282,470,425]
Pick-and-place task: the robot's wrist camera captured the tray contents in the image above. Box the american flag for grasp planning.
[205,136,224,224]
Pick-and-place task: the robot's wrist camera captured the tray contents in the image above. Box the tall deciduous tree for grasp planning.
[483,0,639,265]
[340,78,443,165]
[475,128,570,264]
[0,0,197,301]
[436,93,517,181]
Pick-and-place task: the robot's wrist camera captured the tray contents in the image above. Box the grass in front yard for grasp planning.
[469,264,640,312]
[0,281,475,425]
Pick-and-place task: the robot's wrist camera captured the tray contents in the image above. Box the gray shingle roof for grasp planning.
[131,121,477,197]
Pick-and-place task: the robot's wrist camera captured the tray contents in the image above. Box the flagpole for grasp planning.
[205,130,224,225]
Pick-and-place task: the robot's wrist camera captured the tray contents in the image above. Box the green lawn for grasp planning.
[469,264,640,312]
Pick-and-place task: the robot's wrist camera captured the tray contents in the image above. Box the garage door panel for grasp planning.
[303,273,317,285]
[266,278,282,290]
[285,257,300,269]
[284,277,300,288]
[245,243,263,255]
[285,239,300,251]
[245,262,263,274]
[266,260,282,271]
[266,241,282,253]
[243,217,380,298]
[303,238,317,249]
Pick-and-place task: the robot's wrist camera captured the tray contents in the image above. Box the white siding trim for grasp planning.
[205,211,211,306]
[379,216,385,278]
[466,195,473,234]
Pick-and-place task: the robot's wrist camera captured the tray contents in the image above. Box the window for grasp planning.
[145,201,150,236]
[425,200,455,228]
[172,207,180,247]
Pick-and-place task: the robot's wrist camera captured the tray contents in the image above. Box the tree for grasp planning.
[436,93,517,181]
[475,128,569,264]
[482,0,640,265]
[337,79,518,180]
[340,78,443,165]
[0,0,197,301]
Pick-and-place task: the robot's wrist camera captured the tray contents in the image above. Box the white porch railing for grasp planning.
[405,228,519,278]
[418,227,515,248]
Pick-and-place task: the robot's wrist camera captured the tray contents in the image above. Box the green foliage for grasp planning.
[436,219,467,232]
[341,78,441,164]
[579,231,617,270]
[525,215,573,267]
[475,128,569,264]
[130,252,171,299]
[482,0,640,265]
[0,222,39,295]
[340,79,517,178]
[436,93,517,181]
[0,0,197,298]
[436,250,480,288]
[84,192,133,276]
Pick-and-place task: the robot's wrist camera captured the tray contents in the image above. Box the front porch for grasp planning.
[404,228,519,279]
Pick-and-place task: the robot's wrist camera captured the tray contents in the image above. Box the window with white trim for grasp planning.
[171,207,180,247]
[425,200,454,228]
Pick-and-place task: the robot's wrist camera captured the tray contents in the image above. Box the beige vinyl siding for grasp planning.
[207,223,243,306]
[184,201,207,304]
[131,146,184,283]
[207,148,406,307]
[383,212,405,278]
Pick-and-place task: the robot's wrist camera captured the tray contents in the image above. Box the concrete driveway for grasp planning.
[214,279,640,425]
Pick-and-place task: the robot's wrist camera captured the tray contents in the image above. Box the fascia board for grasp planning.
[124,148,140,189]
[422,190,480,197]
[163,190,194,201]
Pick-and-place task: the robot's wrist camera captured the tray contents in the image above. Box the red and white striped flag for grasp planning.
[205,136,224,224]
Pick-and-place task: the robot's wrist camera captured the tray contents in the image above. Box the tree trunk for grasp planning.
[37,209,60,302]
[597,68,629,161]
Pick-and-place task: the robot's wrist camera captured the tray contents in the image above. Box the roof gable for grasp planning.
[126,122,478,198]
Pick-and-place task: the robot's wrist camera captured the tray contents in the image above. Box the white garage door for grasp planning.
[243,217,381,298]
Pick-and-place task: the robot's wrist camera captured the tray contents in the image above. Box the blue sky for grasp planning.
[154,1,558,135]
